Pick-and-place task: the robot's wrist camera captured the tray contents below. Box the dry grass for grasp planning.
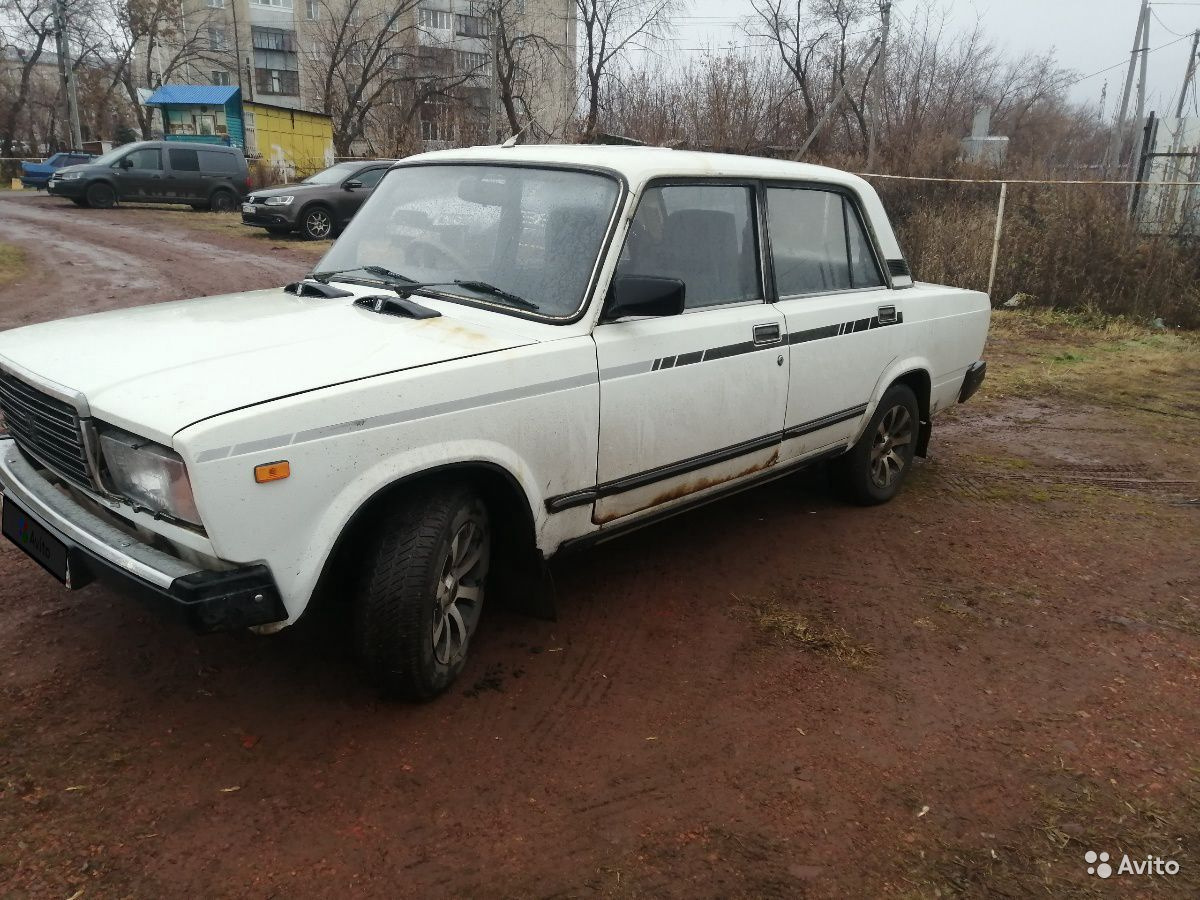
[0,243,26,289]
[981,309,1200,425]
[731,596,875,669]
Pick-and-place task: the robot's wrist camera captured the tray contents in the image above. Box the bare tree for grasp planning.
[574,0,677,140]
[493,0,570,139]
[95,0,228,139]
[1,0,58,156]
[304,0,485,155]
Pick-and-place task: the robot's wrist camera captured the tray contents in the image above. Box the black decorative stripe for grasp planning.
[546,402,870,512]
[676,350,703,366]
[702,340,756,362]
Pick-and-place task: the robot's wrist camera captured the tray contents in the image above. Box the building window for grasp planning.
[305,0,319,18]
[252,26,299,95]
[250,0,293,9]
[211,70,231,86]
[208,26,227,51]
[421,119,445,141]
[455,13,489,38]
[456,50,487,72]
[417,7,452,29]
[206,0,225,7]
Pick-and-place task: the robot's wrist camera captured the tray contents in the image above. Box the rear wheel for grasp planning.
[209,189,237,213]
[300,205,333,240]
[84,182,115,209]
[354,484,491,700]
[833,383,920,506]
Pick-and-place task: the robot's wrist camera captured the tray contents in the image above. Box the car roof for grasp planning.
[400,144,870,193]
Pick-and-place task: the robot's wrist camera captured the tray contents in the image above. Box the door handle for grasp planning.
[752,322,782,345]
[877,305,897,325]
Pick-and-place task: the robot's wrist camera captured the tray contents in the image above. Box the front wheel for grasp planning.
[300,206,333,240]
[84,182,115,209]
[354,484,491,700]
[833,384,920,506]
[209,189,237,213]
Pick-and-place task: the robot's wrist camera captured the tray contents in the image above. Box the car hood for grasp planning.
[251,182,325,199]
[0,288,537,444]
[50,163,94,177]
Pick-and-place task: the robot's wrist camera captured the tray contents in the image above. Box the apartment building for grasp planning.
[155,0,577,151]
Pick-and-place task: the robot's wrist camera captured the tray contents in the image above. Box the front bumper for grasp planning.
[20,176,49,189]
[0,440,286,632]
[241,206,296,228]
[46,178,85,198]
[959,360,987,403]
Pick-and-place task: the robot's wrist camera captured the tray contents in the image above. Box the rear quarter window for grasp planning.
[197,151,241,175]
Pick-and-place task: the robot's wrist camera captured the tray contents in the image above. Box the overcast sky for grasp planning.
[646,0,1200,118]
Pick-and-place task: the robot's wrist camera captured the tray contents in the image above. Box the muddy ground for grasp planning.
[0,191,1198,898]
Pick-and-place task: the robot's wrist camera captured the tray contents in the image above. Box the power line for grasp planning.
[1068,31,1193,86]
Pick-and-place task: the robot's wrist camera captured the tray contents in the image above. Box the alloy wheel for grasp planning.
[431,515,489,665]
[870,404,913,488]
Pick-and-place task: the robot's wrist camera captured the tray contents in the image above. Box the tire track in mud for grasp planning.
[0,195,316,330]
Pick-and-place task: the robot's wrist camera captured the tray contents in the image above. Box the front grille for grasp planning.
[0,370,92,488]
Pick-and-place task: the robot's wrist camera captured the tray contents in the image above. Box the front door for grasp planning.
[113,146,166,202]
[592,182,789,524]
[764,185,902,459]
[336,166,389,228]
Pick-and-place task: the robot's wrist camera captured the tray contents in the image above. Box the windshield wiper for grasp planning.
[452,280,540,311]
[311,265,419,287]
[312,267,540,311]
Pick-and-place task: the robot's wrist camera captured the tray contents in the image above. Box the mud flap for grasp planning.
[492,550,558,621]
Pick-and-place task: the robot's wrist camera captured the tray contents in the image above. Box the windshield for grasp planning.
[315,164,621,319]
[302,162,363,185]
[91,145,136,167]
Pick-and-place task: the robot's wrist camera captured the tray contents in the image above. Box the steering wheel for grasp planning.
[403,237,469,273]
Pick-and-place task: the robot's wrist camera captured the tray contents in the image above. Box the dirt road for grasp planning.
[1,192,1198,898]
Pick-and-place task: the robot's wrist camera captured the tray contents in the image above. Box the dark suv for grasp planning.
[241,160,396,240]
[47,141,250,211]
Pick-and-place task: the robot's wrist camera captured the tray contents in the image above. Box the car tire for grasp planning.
[833,383,920,506]
[85,182,115,209]
[300,205,334,240]
[266,226,292,236]
[354,483,491,700]
[209,189,237,213]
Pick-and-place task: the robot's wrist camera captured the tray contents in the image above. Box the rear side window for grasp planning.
[168,148,200,171]
[197,150,240,174]
[767,188,884,296]
[616,184,761,309]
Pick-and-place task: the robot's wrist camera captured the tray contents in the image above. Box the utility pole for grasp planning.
[1106,0,1149,174]
[794,36,881,161]
[52,0,83,149]
[865,1,891,170]
[488,1,500,143]
[1175,29,1200,119]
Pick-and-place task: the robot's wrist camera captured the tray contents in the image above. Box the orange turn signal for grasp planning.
[254,460,290,483]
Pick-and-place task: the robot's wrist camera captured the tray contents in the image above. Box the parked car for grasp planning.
[47,140,249,211]
[0,146,989,700]
[19,151,96,189]
[241,159,397,240]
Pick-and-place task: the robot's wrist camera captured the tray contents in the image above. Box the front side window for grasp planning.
[315,164,621,319]
[354,167,388,188]
[615,183,761,309]
[121,148,162,170]
[767,188,884,296]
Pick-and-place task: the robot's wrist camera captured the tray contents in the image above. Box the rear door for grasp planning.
[165,147,204,202]
[591,181,789,524]
[765,184,900,460]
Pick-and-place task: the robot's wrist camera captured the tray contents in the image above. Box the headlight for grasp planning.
[59,172,83,180]
[264,195,294,206]
[99,428,202,527]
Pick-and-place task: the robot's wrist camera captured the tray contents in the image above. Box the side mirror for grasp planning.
[343,179,363,190]
[119,157,134,169]
[603,275,686,322]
